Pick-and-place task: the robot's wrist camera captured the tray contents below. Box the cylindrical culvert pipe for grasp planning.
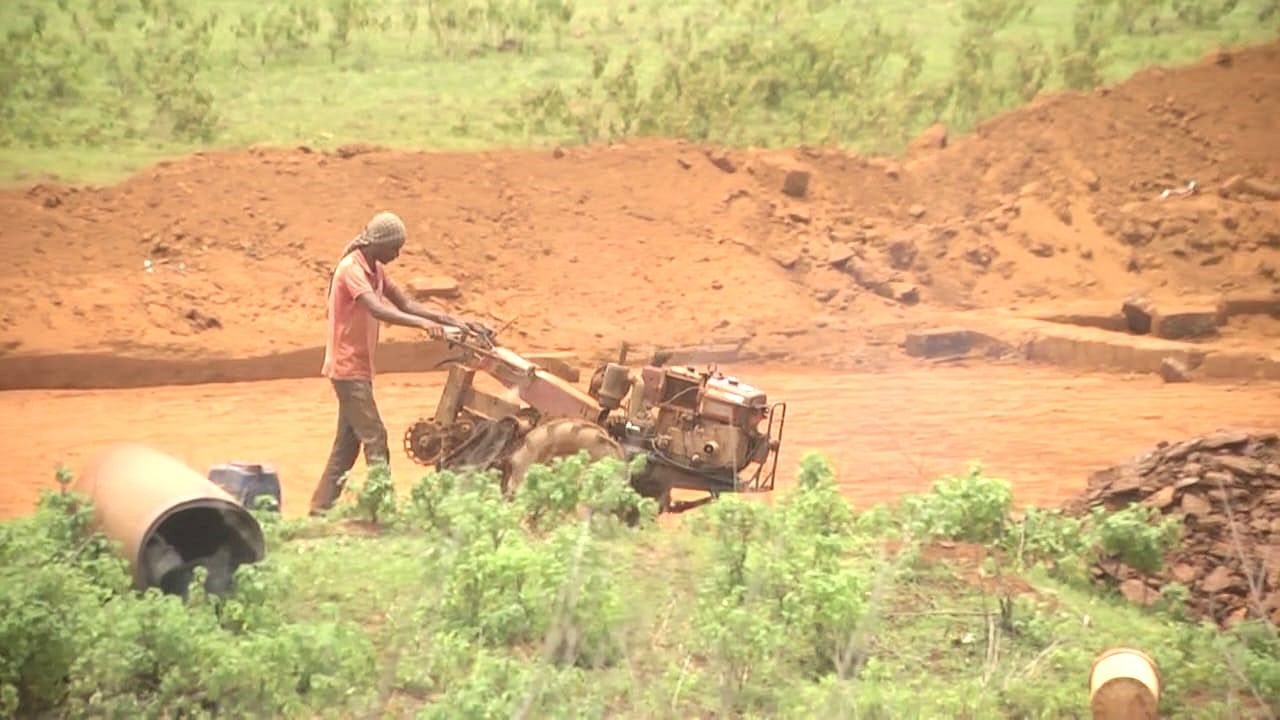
[74,443,267,599]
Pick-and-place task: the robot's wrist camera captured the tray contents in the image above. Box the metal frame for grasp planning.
[408,328,791,515]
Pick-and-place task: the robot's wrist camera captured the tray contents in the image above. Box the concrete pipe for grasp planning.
[74,443,267,599]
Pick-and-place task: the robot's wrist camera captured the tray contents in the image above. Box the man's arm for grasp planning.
[333,261,444,336]
[384,279,460,327]
[356,292,445,337]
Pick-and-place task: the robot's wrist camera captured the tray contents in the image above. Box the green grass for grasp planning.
[3,455,1278,718]
[2,0,1276,185]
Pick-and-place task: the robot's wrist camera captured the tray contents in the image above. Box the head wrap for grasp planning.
[338,211,407,258]
[327,211,407,301]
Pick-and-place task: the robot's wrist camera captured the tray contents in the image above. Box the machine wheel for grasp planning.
[504,417,624,497]
[403,419,447,466]
[440,416,521,473]
[403,416,475,466]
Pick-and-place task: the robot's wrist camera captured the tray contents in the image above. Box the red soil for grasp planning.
[1,43,1277,383]
[2,41,1279,522]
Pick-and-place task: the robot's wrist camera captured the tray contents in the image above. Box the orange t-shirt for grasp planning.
[322,251,386,380]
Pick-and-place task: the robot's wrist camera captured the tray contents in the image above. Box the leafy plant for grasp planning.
[515,452,656,533]
[133,0,223,142]
[233,2,321,68]
[1089,503,1182,575]
[406,466,461,530]
[946,0,1053,129]
[901,464,1014,544]
[1158,581,1192,619]
[5,452,1279,717]
[0,488,128,715]
[350,462,397,525]
[1003,505,1091,575]
[0,470,376,718]
[326,0,383,63]
[1059,0,1113,90]
[685,454,894,713]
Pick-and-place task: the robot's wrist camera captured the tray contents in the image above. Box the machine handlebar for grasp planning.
[439,320,498,351]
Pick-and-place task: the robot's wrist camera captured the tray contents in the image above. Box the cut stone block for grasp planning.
[1152,305,1225,340]
[904,328,982,358]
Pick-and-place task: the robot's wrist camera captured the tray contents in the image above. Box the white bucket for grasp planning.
[1089,647,1161,720]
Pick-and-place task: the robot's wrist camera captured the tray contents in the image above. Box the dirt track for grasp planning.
[4,364,1279,519]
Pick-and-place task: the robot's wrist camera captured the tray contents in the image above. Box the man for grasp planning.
[309,210,466,515]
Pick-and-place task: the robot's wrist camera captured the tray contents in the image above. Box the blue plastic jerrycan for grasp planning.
[207,462,282,512]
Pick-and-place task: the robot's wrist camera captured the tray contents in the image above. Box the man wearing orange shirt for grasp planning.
[309,211,465,515]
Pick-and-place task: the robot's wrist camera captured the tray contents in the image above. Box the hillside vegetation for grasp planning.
[2,0,1277,182]
[2,455,1277,718]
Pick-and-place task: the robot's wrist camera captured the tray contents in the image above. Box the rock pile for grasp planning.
[1067,430,1280,628]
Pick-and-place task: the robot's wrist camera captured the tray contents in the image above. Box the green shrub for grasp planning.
[901,464,1014,544]
[5,0,1271,179]
[4,451,1277,718]
[515,452,657,532]
[405,454,637,668]
[0,479,376,718]
[1090,503,1182,575]
[349,461,397,525]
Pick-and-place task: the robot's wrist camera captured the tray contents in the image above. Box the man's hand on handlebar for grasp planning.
[417,315,495,344]
[416,318,447,340]
[462,320,493,337]
[429,314,484,335]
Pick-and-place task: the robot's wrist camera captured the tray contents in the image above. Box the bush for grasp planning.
[1089,502,1183,574]
[4,452,1277,718]
[402,453,639,668]
[685,453,898,713]
[4,0,1268,165]
[515,452,657,532]
[0,481,376,718]
[901,463,1014,544]
[0,486,129,715]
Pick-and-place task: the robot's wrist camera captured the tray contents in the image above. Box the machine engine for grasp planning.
[590,361,781,493]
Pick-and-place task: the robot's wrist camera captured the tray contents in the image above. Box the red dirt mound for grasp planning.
[2,42,1278,386]
[1068,430,1280,628]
